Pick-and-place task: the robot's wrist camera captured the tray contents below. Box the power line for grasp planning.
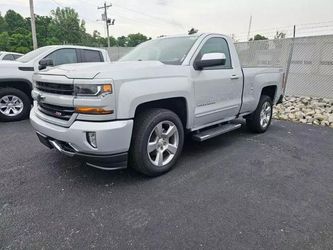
[49,0,64,8]
[112,3,183,29]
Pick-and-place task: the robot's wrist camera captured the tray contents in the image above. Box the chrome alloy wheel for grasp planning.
[147,121,179,167]
[260,101,272,129]
[0,95,24,117]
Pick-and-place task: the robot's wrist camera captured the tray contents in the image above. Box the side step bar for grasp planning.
[192,123,242,142]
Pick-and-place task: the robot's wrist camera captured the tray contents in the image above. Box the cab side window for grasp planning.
[197,37,232,69]
[79,49,104,62]
[3,54,15,61]
[13,54,22,60]
[44,49,78,66]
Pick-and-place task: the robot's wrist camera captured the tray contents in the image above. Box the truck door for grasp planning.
[191,36,243,128]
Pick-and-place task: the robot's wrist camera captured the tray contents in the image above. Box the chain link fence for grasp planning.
[235,35,333,98]
[103,47,134,61]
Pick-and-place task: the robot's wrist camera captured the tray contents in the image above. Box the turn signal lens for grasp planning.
[102,84,112,93]
[75,107,114,115]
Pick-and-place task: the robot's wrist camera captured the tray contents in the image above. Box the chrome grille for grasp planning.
[36,81,74,95]
[38,103,74,121]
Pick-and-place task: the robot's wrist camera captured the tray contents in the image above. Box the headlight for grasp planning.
[75,84,112,96]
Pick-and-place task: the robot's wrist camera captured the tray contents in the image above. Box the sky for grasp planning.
[1,0,333,41]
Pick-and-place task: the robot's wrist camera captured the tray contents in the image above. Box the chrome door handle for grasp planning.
[230,75,240,80]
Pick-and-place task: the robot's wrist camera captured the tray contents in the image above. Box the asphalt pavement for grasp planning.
[0,120,332,249]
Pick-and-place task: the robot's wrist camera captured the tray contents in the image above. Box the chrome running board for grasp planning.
[192,123,242,142]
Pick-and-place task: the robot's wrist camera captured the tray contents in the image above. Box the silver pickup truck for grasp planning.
[30,33,285,176]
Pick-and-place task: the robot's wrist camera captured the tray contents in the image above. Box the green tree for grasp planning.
[249,34,268,41]
[4,10,28,34]
[108,36,117,47]
[0,13,8,32]
[45,36,60,45]
[35,15,53,46]
[0,32,10,51]
[117,36,128,47]
[127,33,148,47]
[49,7,83,44]
[8,33,32,53]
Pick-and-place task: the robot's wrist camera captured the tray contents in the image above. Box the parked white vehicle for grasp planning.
[0,51,23,61]
[0,45,110,121]
[30,33,286,176]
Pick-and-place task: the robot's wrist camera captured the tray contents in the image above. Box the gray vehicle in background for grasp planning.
[0,51,23,61]
[30,33,285,176]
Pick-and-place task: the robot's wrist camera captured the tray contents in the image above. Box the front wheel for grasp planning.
[129,109,184,176]
[0,88,31,122]
[246,95,273,133]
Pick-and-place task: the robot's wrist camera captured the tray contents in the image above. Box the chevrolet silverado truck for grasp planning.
[0,45,110,122]
[30,33,285,176]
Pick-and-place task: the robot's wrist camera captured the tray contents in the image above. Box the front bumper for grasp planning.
[30,106,133,169]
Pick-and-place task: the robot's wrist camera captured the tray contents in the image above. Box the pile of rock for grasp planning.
[273,96,333,128]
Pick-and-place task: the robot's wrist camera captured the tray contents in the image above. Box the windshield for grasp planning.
[119,36,199,65]
[16,46,51,63]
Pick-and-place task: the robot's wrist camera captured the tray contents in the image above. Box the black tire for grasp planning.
[0,88,31,122]
[129,108,184,177]
[246,95,273,133]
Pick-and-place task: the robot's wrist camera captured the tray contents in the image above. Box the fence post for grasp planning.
[284,25,296,94]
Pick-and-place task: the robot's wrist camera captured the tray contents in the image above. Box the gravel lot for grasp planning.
[1,120,332,249]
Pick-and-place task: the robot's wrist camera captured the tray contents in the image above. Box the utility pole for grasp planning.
[98,2,115,48]
[29,0,38,49]
[247,15,252,41]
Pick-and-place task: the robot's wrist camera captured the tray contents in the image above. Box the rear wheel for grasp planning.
[246,95,273,133]
[129,109,184,176]
[0,88,31,122]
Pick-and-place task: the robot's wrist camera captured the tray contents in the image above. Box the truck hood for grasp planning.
[38,61,188,80]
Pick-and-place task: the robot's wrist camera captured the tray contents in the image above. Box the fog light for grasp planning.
[86,132,97,148]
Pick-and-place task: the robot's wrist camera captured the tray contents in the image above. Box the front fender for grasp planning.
[116,77,194,127]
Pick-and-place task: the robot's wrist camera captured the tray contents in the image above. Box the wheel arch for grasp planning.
[0,79,33,103]
[133,97,189,129]
[261,85,277,102]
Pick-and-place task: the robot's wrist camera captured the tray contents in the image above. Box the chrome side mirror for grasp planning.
[194,52,226,70]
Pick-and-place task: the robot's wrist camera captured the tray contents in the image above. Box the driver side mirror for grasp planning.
[194,52,226,70]
[39,58,54,70]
